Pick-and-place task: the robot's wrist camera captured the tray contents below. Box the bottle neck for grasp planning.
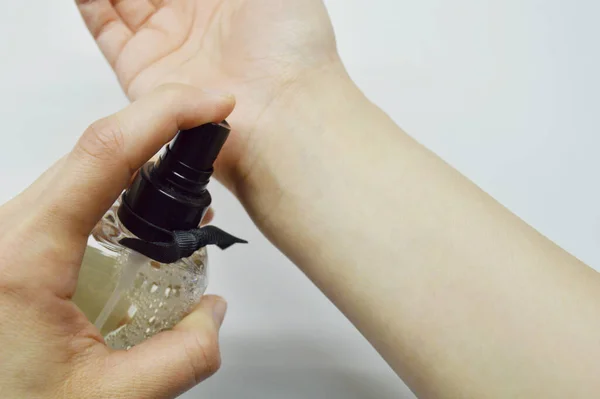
[153,146,214,194]
[118,162,212,242]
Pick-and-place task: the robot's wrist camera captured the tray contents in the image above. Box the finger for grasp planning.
[76,0,133,66]
[102,296,227,399]
[112,0,159,31]
[40,84,234,239]
[201,207,215,226]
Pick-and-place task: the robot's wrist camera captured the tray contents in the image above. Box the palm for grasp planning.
[78,0,337,181]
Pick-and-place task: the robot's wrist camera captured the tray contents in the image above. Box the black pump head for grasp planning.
[117,121,231,242]
[151,121,230,195]
[168,121,231,171]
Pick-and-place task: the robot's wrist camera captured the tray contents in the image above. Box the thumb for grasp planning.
[101,296,227,399]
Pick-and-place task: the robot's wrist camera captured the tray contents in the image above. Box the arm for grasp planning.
[236,64,600,398]
[74,1,600,395]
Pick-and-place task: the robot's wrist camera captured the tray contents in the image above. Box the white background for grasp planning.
[1,1,599,398]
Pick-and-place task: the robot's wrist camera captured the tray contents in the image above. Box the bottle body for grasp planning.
[73,199,208,350]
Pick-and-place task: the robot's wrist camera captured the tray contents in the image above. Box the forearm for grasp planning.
[237,66,600,398]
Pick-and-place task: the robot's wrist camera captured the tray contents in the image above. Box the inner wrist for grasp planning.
[233,62,371,220]
[270,62,367,127]
[250,61,369,160]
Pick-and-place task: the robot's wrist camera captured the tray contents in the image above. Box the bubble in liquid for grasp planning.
[103,248,209,350]
[127,305,137,318]
[173,286,181,298]
[134,274,147,290]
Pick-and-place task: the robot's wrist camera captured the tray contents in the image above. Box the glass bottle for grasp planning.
[72,122,242,350]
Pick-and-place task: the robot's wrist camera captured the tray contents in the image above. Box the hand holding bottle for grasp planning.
[0,84,234,399]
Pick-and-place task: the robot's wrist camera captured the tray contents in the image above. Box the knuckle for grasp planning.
[154,84,193,126]
[77,117,125,163]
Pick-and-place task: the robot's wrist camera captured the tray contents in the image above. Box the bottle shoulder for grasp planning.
[89,198,134,254]
[86,197,208,269]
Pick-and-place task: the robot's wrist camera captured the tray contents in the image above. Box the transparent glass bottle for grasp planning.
[73,198,209,350]
[72,121,242,350]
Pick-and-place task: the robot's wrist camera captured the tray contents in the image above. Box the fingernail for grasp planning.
[212,299,228,328]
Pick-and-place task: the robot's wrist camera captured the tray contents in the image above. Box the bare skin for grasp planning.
[1,1,599,398]
[0,86,234,399]
[75,1,600,397]
[76,0,339,189]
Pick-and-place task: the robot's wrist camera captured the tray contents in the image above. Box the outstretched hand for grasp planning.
[77,0,339,189]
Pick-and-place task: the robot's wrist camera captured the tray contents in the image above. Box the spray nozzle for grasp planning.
[168,120,231,171]
[152,121,231,194]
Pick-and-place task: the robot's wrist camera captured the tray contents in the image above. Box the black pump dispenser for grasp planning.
[166,121,231,171]
[118,121,231,243]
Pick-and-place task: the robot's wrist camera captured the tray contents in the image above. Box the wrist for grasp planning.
[232,61,377,227]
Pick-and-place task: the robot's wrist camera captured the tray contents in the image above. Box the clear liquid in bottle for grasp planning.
[73,200,209,350]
